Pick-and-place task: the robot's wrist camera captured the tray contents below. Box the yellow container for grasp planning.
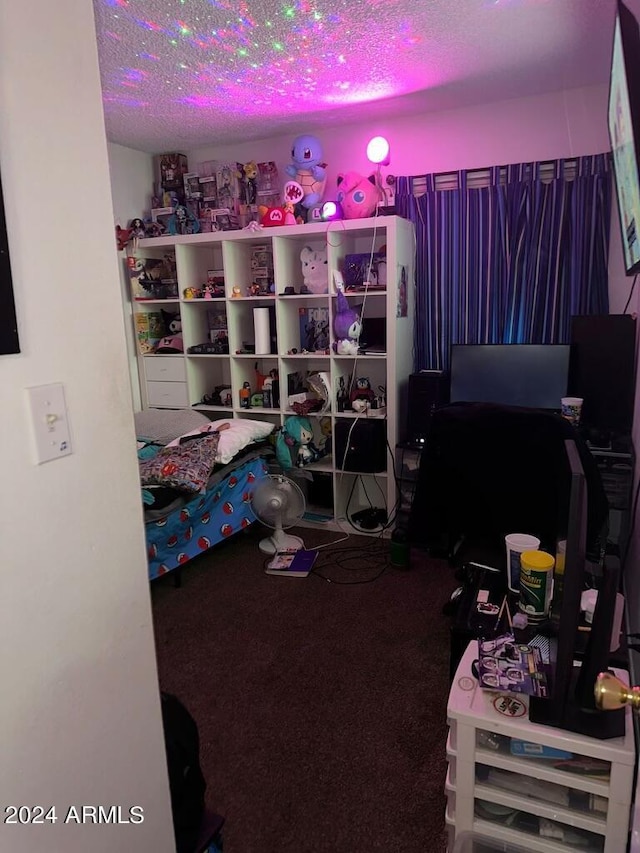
[519,550,555,621]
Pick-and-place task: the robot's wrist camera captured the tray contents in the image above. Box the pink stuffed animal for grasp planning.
[336,171,383,219]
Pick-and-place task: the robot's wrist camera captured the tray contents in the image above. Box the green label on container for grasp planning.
[519,565,552,619]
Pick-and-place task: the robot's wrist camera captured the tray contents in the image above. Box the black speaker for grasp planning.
[334,419,386,473]
[406,371,450,443]
[568,315,636,438]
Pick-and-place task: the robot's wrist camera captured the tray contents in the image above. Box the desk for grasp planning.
[445,642,635,853]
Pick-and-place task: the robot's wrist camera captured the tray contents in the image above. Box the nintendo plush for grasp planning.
[336,171,383,219]
[300,246,328,294]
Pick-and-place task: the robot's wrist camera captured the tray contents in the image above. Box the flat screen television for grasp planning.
[449,344,570,410]
[529,440,624,739]
[608,1,640,276]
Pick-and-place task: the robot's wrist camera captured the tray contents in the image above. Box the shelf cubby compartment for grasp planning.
[232,356,280,411]
[293,469,334,523]
[272,233,330,295]
[334,471,389,530]
[333,358,387,414]
[176,242,224,296]
[181,299,228,354]
[327,228,389,291]
[280,357,332,415]
[226,298,276,356]
[222,236,275,297]
[185,355,232,408]
[277,294,331,354]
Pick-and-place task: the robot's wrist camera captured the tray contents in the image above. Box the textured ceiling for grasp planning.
[93,0,616,153]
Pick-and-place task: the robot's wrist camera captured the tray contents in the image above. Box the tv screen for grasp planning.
[608,1,640,276]
[449,344,570,410]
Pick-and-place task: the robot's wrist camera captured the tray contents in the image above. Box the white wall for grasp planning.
[0,3,174,852]
[108,143,155,412]
[187,84,610,200]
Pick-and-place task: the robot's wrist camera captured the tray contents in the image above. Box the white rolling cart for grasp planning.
[446,641,636,853]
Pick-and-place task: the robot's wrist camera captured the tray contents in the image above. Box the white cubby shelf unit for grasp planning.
[129,215,416,533]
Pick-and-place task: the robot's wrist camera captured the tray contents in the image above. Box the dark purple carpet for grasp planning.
[151,526,458,853]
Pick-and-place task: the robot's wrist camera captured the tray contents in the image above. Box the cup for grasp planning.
[505,533,541,593]
[561,397,584,426]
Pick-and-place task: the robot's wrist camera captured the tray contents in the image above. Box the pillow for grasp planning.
[139,432,221,494]
[167,419,275,465]
[134,409,212,446]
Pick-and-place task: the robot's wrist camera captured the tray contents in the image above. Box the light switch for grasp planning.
[26,383,73,464]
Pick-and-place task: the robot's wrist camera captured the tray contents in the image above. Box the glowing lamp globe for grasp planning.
[321,200,343,221]
[366,136,390,166]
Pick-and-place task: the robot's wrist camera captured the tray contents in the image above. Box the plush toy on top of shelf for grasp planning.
[285,134,327,210]
[332,288,362,355]
[258,200,298,227]
[336,171,384,219]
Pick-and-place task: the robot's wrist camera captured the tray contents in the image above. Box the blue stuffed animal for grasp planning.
[276,415,315,469]
[285,135,327,210]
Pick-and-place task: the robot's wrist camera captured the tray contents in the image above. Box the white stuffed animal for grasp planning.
[300,245,328,294]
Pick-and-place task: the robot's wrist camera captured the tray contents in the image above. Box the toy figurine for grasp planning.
[239,381,251,408]
[115,225,133,252]
[285,134,327,209]
[332,288,362,355]
[276,415,315,470]
[350,377,376,412]
[243,161,258,205]
[167,204,200,236]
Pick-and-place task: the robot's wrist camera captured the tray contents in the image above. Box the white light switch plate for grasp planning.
[26,383,72,464]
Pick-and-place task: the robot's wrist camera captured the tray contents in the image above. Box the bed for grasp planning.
[135,409,274,582]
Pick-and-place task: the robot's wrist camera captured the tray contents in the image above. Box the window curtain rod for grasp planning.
[408,153,611,194]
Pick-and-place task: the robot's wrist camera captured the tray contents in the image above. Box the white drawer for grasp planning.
[146,381,189,407]
[144,356,186,382]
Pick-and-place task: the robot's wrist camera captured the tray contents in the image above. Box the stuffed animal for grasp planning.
[285,134,327,209]
[156,311,183,353]
[332,288,362,355]
[258,203,297,227]
[275,415,314,469]
[300,245,328,294]
[336,171,383,219]
[350,377,376,412]
[115,225,133,252]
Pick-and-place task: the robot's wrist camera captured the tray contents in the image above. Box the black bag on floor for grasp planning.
[161,692,206,853]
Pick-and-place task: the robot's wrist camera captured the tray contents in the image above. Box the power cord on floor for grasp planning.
[311,535,391,584]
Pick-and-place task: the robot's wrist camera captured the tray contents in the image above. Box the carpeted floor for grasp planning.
[151,525,458,853]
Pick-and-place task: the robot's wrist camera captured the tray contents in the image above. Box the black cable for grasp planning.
[623,273,638,314]
[311,536,391,584]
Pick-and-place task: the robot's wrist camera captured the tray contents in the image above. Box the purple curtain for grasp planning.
[396,154,612,370]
